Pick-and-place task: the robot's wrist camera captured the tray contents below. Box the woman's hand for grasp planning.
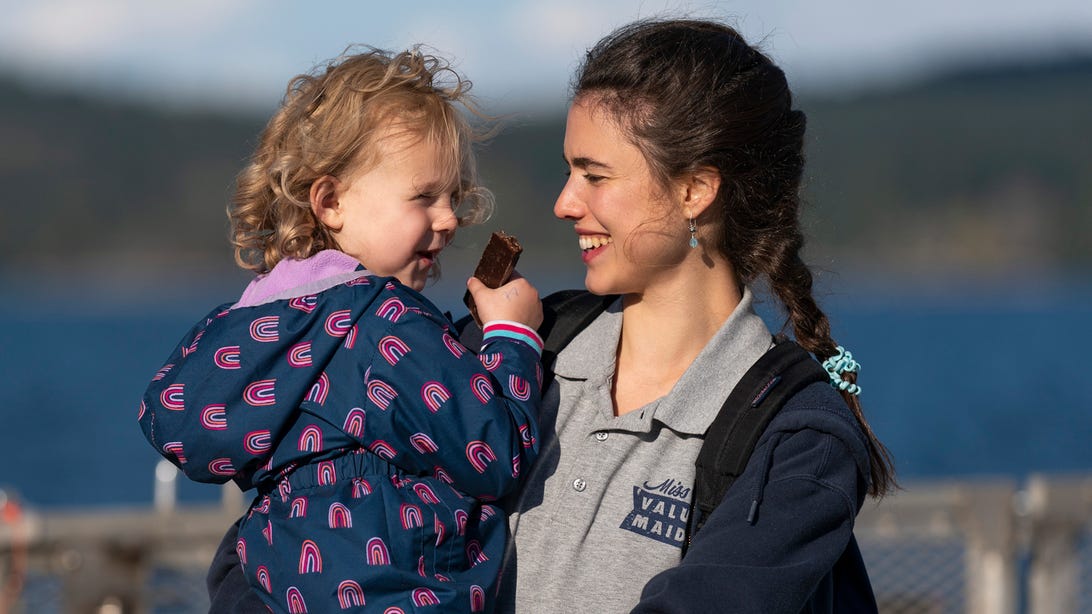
[466,272,543,330]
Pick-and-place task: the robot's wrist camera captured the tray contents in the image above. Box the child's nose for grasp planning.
[433,207,458,234]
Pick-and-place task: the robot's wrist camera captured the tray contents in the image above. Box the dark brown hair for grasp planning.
[574,19,895,497]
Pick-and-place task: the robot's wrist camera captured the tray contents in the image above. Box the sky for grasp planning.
[1,0,1091,113]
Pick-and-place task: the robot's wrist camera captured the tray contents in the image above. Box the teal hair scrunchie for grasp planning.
[822,346,861,396]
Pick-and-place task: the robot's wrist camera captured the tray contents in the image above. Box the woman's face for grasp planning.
[554,99,689,296]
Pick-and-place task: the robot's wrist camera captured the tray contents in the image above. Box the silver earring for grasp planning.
[688,217,698,248]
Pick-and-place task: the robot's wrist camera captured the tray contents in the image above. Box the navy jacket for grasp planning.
[633,382,878,613]
[141,263,541,613]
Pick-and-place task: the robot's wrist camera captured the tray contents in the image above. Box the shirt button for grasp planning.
[572,478,587,492]
[594,431,609,442]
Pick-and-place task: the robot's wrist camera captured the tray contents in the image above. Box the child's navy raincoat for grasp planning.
[139,251,542,613]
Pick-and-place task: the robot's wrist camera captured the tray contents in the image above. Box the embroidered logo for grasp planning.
[620,478,691,547]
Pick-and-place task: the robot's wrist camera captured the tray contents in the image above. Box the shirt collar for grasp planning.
[552,287,773,435]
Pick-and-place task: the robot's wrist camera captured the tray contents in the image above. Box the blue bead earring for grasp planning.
[688,217,698,248]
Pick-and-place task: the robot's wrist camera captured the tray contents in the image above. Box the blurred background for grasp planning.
[0,0,1089,612]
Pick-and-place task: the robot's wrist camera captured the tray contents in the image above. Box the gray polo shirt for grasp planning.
[497,287,773,613]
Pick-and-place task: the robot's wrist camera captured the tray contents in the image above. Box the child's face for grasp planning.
[331,128,459,291]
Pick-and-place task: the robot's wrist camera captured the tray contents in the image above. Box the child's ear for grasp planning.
[678,166,721,219]
[309,175,343,230]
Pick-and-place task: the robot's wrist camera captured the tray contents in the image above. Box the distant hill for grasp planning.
[1,55,1089,283]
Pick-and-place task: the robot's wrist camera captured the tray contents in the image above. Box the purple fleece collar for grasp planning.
[234,250,366,309]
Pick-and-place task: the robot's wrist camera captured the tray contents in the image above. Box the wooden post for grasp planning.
[956,481,1018,614]
[1025,474,1092,614]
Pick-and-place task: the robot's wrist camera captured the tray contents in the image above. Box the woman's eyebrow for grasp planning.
[563,154,613,171]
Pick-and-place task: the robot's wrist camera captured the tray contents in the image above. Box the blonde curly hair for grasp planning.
[230,46,493,274]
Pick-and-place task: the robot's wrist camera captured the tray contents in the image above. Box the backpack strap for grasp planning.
[688,337,828,543]
[537,290,617,375]
[454,289,615,383]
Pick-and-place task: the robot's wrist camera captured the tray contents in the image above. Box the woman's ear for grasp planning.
[309,175,343,230]
[679,166,721,219]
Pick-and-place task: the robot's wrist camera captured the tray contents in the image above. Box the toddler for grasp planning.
[139,47,543,613]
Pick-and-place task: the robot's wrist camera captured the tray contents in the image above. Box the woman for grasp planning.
[209,18,894,613]
[492,18,893,613]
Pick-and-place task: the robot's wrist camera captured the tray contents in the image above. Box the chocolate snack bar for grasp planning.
[463,232,522,326]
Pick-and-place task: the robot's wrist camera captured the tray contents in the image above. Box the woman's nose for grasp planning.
[553,179,584,221]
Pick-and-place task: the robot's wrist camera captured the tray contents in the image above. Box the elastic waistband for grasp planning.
[268,451,393,494]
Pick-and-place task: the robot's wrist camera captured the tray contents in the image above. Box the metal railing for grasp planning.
[855,474,1092,614]
[1,464,1090,613]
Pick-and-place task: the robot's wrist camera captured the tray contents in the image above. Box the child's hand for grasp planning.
[466,272,543,330]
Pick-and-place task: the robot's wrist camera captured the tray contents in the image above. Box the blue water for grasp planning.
[2,273,1090,509]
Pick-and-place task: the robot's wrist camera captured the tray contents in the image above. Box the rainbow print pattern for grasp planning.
[250,316,279,342]
[366,537,390,565]
[161,441,187,464]
[465,441,497,473]
[343,408,366,437]
[287,341,312,367]
[376,297,407,322]
[368,440,397,460]
[244,430,272,455]
[328,502,352,529]
[470,373,494,404]
[138,260,544,611]
[442,332,466,358]
[420,381,451,412]
[160,384,184,411]
[317,460,336,486]
[243,379,276,407]
[298,425,323,452]
[412,588,440,606]
[256,566,271,593]
[337,580,365,608]
[288,294,317,313]
[305,372,329,405]
[214,346,241,369]
[208,457,234,477]
[470,585,486,612]
[409,433,438,454]
[200,404,227,430]
[378,335,411,365]
[298,539,322,574]
[366,378,398,410]
[324,310,353,337]
[399,503,423,529]
[286,587,307,613]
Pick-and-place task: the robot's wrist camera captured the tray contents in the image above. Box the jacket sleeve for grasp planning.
[138,304,280,485]
[633,427,865,614]
[336,308,542,501]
